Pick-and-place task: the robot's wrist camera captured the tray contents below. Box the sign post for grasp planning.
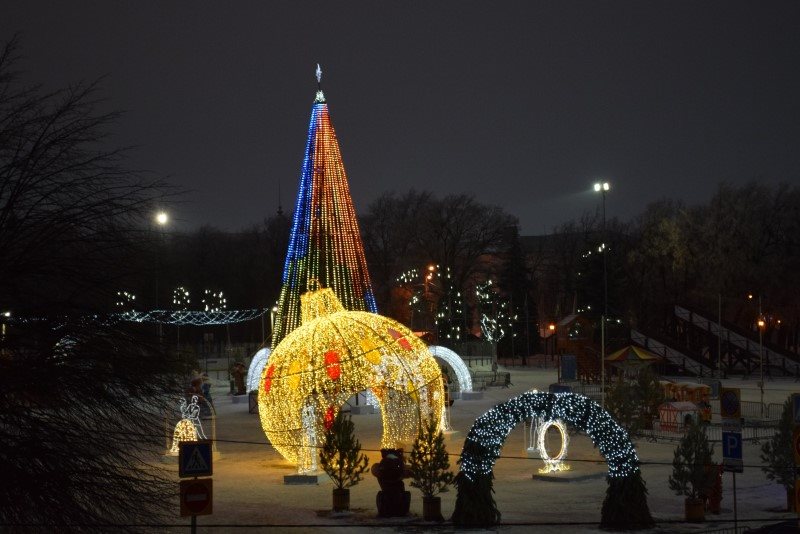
[720,388,741,528]
[720,388,742,422]
[179,440,213,478]
[722,430,743,473]
[178,441,213,533]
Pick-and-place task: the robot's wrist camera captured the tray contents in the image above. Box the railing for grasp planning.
[675,305,799,373]
[631,329,713,376]
[636,422,776,444]
[555,381,602,402]
[471,370,512,389]
[709,400,782,422]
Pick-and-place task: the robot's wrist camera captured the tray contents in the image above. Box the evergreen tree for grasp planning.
[319,412,369,490]
[435,267,465,346]
[668,419,715,502]
[760,397,799,510]
[410,416,454,498]
[498,226,539,361]
[475,280,511,344]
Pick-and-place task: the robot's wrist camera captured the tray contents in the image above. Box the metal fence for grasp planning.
[709,400,784,422]
[637,422,776,444]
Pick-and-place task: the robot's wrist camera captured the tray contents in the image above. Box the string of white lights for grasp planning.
[459,391,639,482]
[116,309,267,326]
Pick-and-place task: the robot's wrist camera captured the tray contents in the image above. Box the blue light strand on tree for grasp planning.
[272,74,378,347]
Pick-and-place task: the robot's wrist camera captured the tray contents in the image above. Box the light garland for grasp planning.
[435,267,465,342]
[172,287,190,309]
[458,391,639,482]
[246,347,272,392]
[259,288,444,466]
[272,70,377,347]
[428,345,472,393]
[117,309,266,326]
[476,280,512,343]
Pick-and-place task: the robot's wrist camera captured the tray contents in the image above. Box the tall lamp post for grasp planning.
[594,181,610,408]
[748,292,766,418]
[154,211,169,340]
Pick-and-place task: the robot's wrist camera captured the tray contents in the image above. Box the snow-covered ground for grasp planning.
[163,363,799,533]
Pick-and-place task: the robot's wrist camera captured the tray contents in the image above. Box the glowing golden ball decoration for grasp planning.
[259,288,444,465]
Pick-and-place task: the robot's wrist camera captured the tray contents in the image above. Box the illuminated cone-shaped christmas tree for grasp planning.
[272,66,377,347]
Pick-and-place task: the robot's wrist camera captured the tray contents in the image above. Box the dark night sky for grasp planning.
[4,2,800,234]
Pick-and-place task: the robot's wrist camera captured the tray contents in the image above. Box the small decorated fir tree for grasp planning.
[668,419,715,521]
[410,416,454,496]
[410,416,454,520]
[760,397,799,511]
[319,412,369,511]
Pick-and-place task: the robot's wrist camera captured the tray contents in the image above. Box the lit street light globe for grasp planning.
[155,211,169,226]
[594,181,610,192]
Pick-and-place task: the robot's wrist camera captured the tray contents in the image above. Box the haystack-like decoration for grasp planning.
[259,287,444,466]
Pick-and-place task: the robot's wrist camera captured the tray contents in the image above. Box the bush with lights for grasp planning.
[451,391,654,529]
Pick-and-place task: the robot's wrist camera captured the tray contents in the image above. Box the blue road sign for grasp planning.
[720,388,741,420]
[722,431,743,473]
[179,440,213,478]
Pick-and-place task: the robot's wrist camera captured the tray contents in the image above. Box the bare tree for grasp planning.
[0,36,181,532]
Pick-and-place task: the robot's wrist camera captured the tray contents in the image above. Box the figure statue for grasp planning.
[370,448,411,517]
[169,396,206,454]
[231,361,247,395]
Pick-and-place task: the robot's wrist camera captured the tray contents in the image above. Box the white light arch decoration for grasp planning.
[247,347,271,392]
[428,345,472,393]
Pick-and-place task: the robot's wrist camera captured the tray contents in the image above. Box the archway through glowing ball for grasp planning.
[428,345,472,393]
[246,347,271,392]
[259,288,444,467]
[452,391,653,529]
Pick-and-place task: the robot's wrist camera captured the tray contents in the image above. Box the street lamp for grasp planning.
[757,296,765,418]
[1,310,10,341]
[154,211,169,340]
[594,181,610,408]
